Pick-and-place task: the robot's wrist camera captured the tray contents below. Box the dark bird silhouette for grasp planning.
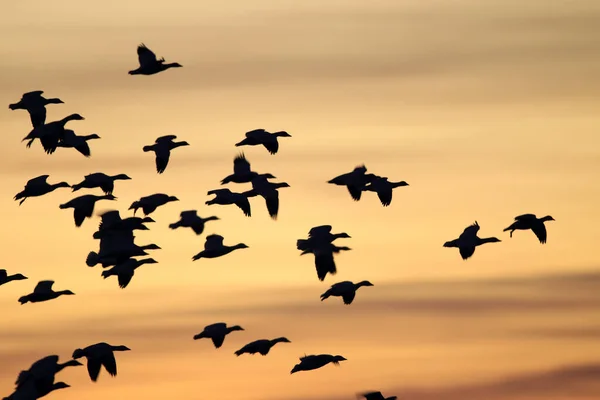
[9,90,64,128]
[71,173,131,195]
[0,269,28,287]
[92,210,154,240]
[4,381,70,400]
[320,280,374,305]
[169,210,219,235]
[14,355,82,394]
[86,238,161,268]
[206,188,253,217]
[290,354,347,374]
[129,193,179,216]
[362,176,409,207]
[296,225,351,253]
[235,129,291,155]
[245,174,290,220]
[360,391,398,400]
[296,225,352,281]
[55,129,100,157]
[129,43,182,75]
[143,135,189,173]
[101,258,158,289]
[192,234,248,260]
[193,323,244,348]
[220,153,275,184]
[59,194,116,227]
[444,221,501,260]
[22,113,85,153]
[234,337,291,356]
[13,175,70,206]
[327,165,378,201]
[18,281,75,305]
[503,214,555,244]
[72,342,130,382]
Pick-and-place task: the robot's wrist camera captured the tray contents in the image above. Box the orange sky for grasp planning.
[1,0,600,399]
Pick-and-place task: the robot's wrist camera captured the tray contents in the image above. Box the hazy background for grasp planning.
[1,0,599,399]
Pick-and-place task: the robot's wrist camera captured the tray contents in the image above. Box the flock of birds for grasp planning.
[1,43,556,400]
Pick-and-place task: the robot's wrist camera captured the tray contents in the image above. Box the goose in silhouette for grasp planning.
[0,270,27,287]
[22,113,84,153]
[55,129,100,157]
[129,193,179,216]
[72,342,131,382]
[296,225,351,253]
[9,90,64,128]
[206,188,253,217]
[193,323,244,348]
[305,243,352,281]
[290,354,347,374]
[220,153,275,184]
[71,173,132,195]
[360,391,398,400]
[327,165,378,201]
[101,258,158,289]
[15,355,82,393]
[503,214,555,244]
[18,281,74,305]
[143,135,189,174]
[444,221,501,260]
[14,175,70,206]
[129,43,182,75]
[320,280,374,305]
[234,337,291,356]
[4,381,70,400]
[192,234,248,260]
[59,194,116,227]
[169,210,219,235]
[245,174,290,220]
[93,210,154,239]
[235,129,291,155]
[86,239,161,268]
[362,176,409,207]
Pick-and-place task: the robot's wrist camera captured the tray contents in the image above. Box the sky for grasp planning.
[1,0,599,399]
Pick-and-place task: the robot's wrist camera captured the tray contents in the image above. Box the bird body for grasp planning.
[9,90,64,128]
[59,194,117,227]
[320,280,374,305]
[18,281,74,305]
[55,129,100,157]
[72,342,131,382]
[169,210,219,235]
[192,234,248,260]
[129,193,179,215]
[13,175,70,206]
[360,391,398,400]
[362,176,409,207]
[143,135,189,173]
[71,172,131,195]
[235,129,291,155]
[234,337,291,356]
[503,214,555,244]
[193,323,244,348]
[443,221,501,260]
[129,44,182,75]
[290,354,346,374]
[327,165,378,201]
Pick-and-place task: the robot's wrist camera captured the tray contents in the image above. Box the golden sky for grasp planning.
[1,0,600,399]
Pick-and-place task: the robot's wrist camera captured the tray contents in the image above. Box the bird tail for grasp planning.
[320,292,330,301]
[142,145,154,152]
[101,271,110,279]
[86,252,99,267]
[296,239,309,251]
[169,221,181,230]
[193,332,205,340]
[443,240,458,248]
[58,203,69,209]
[234,349,243,356]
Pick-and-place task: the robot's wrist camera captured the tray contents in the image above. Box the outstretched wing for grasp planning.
[233,153,251,175]
[137,44,159,67]
[459,246,476,260]
[515,213,537,221]
[23,90,44,99]
[531,222,548,244]
[204,234,224,251]
[155,135,177,144]
[98,210,121,230]
[211,335,226,348]
[245,129,266,139]
[29,106,47,128]
[33,280,55,293]
[309,225,332,238]
[25,175,49,188]
[362,392,385,400]
[460,221,480,238]
[262,139,279,155]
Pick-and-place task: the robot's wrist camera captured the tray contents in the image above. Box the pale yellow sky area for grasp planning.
[0,0,599,399]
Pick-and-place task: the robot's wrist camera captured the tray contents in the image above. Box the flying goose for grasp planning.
[169,210,219,235]
[360,391,398,400]
[503,214,555,244]
[304,243,351,281]
[143,135,189,174]
[192,234,248,260]
[220,153,274,184]
[444,221,501,260]
[320,280,374,305]
[15,355,82,392]
[129,43,182,75]
[193,323,244,348]
[129,193,179,216]
[59,194,116,227]
[327,165,378,201]
[290,354,347,374]
[18,281,75,305]
[0,269,28,287]
[22,113,85,153]
[9,90,64,128]
[296,225,351,253]
[71,172,132,195]
[235,129,291,155]
[93,210,154,239]
[234,337,291,356]
[362,176,409,207]
[101,258,158,289]
[13,175,70,206]
[86,239,161,268]
[4,381,70,400]
[55,129,101,157]
[206,188,253,217]
[72,342,131,382]
[245,174,290,220]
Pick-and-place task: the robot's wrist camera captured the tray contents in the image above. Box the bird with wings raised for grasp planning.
[443,221,502,260]
[129,44,182,75]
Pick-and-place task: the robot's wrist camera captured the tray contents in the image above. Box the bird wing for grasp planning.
[23,90,44,98]
[376,184,393,207]
[211,335,226,348]
[233,153,251,175]
[33,280,54,293]
[346,185,363,201]
[26,175,49,188]
[99,210,121,230]
[363,392,385,400]
[75,141,92,157]
[514,213,537,221]
[155,135,177,143]
[314,252,337,281]
[40,131,61,154]
[137,43,159,67]
[86,358,102,382]
[341,291,356,305]
[29,106,47,128]
[234,196,252,217]
[74,202,95,227]
[531,222,548,244]
[245,129,266,139]
[154,147,170,174]
[101,352,118,377]
[205,234,224,251]
[459,246,476,260]
[117,271,134,289]
[309,225,332,238]
[265,191,280,220]
[262,139,279,155]
[460,221,480,238]
[98,180,115,195]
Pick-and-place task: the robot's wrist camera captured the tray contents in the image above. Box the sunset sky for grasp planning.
[1,0,600,399]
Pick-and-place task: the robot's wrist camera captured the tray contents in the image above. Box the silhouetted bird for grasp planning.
[234,337,291,356]
[235,129,291,155]
[206,188,253,217]
[93,210,154,240]
[362,176,409,207]
[129,193,179,216]
[193,323,244,348]
[14,175,70,206]
[86,238,161,268]
[72,342,131,382]
[59,194,117,227]
[290,354,347,374]
[360,391,398,400]
[71,172,131,195]
[327,165,378,201]
[320,280,374,305]
[129,43,182,75]
[192,234,248,260]
[101,258,158,289]
[444,221,501,260]
[220,152,275,185]
[0,270,27,287]
[22,113,85,153]
[4,381,70,400]
[55,129,101,157]
[169,210,219,235]
[296,225,351,253]
[15,355,81,394]
[245,174,290,220]
[503,214,555,244]
[18,281,75,305]
[9,90,64,128]
[297,225,352,281]
[143,135,189,174]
